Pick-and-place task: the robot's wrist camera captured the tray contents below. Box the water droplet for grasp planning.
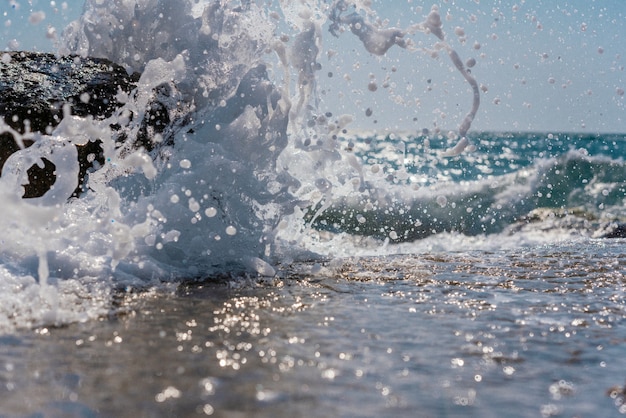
[28,11,46,25]
[202,404,214,416]
[188,198,200,213]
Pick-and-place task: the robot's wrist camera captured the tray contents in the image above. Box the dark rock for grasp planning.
[134,81,188,153]
[0,51,139,198]
[0,52,277,201]
[0,51,190,199]
[0,51,138,134]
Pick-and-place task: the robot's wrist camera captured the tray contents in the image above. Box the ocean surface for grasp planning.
[4,131,626,418]
[1,1,625,417]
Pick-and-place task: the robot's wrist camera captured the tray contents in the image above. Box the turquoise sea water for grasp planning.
[313,131,626,242]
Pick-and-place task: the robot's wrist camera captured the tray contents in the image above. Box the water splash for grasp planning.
[0,0,482,331]
[328,2,480,155]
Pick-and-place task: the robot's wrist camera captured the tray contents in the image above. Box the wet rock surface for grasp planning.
[0,51,138,198]
[0,51,138,134]
[0,51,187,199]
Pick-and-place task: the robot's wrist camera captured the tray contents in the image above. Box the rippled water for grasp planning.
[2,238,624,417]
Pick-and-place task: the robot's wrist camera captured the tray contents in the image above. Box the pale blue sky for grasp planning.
[318,1,626,134]
[0,0,78,50]
[2,0,625,133]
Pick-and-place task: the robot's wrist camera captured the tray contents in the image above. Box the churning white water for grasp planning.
[0,0,481,331]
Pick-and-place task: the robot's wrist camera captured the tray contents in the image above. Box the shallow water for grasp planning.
[2,238,625,417]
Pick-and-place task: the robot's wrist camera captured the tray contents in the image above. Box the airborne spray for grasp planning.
[327,2,479,155]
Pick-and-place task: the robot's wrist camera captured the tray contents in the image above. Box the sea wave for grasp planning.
[309,134,626,241]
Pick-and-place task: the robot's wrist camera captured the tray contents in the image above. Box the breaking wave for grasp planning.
[6,1,620,332]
